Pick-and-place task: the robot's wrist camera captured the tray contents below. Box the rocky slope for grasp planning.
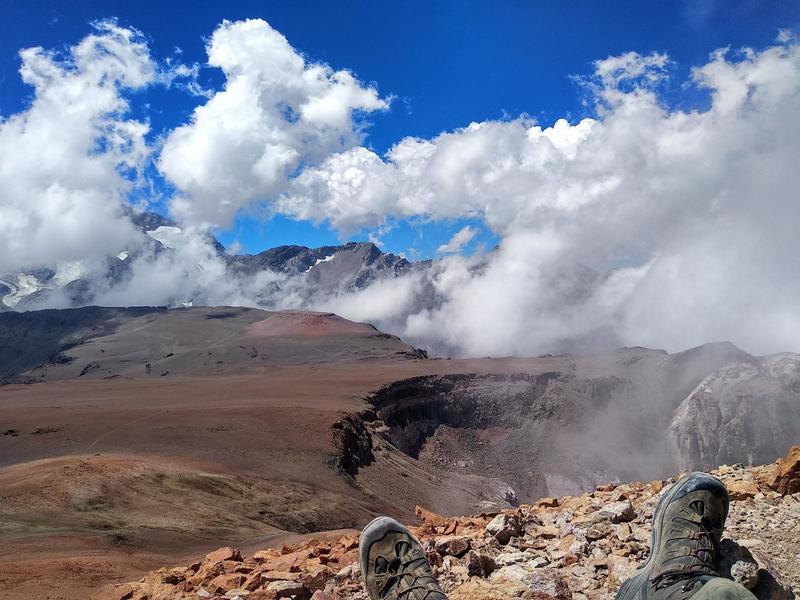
[94,448,800,600]
[0,306,423,383]
[364,345,800,500]
[671,354,800,469]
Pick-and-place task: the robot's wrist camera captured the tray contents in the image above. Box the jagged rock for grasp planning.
[435,535,471,557]
[416,505,447,529]
[719,539,795,600]
[731,561,760,590]
[728,479,759,500]
[99,449,800,600]
[495,552,528,566]
[262,571,301,582]
[301,565,334,591]
[606,555,637,588]
[207,547,243,563]
[585,522,613,541]
[537,498,559,508]
[589,500,635,524]
[520,569,572,600]
[466,551,498,577]
[267,579,305,597]
[765,446,800,495]
[210,572,247,594]
[486,513,522,545]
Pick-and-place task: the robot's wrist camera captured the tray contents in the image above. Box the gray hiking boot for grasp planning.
[616,472,746,600]
[359,516,448,600]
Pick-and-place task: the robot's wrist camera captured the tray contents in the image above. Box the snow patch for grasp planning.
[1,274,44,308]
[53,261,86,286]
[146,226,184,249]
[304,254,336,273]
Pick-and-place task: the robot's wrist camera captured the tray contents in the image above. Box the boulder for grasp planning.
[521,569,572,600]
[590,500,635,524]
[206,547,242,563]
[416,505,448,529]
[764,446,800,495]
[719,539,795,600]
[434,535,471,557]
[727,479,759,500]
[266,579,306,598]
[486,513,521,545]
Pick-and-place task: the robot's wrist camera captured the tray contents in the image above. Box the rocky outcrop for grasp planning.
[764,446,800,495]
[670,354,800,471]
[93,451,799,600]
[330,414,375,477]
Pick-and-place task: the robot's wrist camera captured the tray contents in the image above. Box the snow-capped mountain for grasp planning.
[0,211,417,311]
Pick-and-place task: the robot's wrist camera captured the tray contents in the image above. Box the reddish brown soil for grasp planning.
[0,347,558,599]
[244,310,379,337]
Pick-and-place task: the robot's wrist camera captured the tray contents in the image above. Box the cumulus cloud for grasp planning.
[158,18,389,230]
[437,226,478,254]
[0,20,154,275]
[280,44,800,356]
[3,18,800,360]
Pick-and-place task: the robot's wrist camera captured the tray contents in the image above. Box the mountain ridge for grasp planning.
[0,211,415,312]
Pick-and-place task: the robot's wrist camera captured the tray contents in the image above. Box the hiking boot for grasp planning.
[616,472,732,600]
[359,516,448,600]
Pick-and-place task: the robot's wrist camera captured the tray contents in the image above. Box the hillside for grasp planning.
[1,308,799,599]
[93,448,800,600]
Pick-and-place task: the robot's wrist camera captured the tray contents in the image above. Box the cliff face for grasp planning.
[671,354,800,470]
[93,448,800,600]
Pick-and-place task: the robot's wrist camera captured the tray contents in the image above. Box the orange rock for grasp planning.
[207,572,246,594]
[205,546,242,563]
[434,535,472,557]
[90,582,139,600]
[260,550,306,573]
[556,534,576,552]
[267,579,306,598]
[416,504,447,528]
[191,561,224,583]
[301,564,334,592]
[243,571,264,591]
[765,446,800,495]
[340,535,359,551]
[727,479,759,500]
[248,590,279,600]
[261,571,302,582]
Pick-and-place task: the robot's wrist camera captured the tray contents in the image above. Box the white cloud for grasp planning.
[158,18,389,230]
[0,20,155,275]
[4,19,800,360]
[278,43,800,356]
[437,226,477,254]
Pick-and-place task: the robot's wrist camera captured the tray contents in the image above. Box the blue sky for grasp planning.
[1,0,797,258]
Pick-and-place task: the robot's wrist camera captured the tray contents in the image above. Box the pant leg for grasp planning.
[691,578,758,600]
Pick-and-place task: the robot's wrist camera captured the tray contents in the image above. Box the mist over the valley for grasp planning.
[2,20,800,358]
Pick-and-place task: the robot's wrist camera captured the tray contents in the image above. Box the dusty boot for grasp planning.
[616,472,755,600]
[359,516,448,600]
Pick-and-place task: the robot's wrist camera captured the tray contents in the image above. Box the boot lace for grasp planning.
[651,499,721,591]
[374,541,445,600]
